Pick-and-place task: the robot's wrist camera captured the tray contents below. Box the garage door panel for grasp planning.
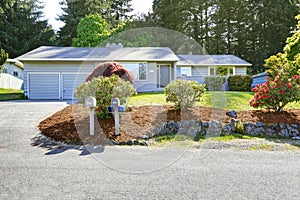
[29,74,60,99]
[63,74,87,100]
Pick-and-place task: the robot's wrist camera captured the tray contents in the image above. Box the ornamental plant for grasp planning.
[74,75,136,119]
[249,73,300,112]
[164,79,206,110]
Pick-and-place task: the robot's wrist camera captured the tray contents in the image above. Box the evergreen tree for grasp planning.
[57,0,133,46]
[0,0,55,58]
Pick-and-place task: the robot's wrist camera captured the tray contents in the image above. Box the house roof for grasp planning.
[16,46,179,62]
[252,72,269,78]
[177,55,252,66]
[5,59,24,69]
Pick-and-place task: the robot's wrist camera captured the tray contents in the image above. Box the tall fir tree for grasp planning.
[0,0,55,58]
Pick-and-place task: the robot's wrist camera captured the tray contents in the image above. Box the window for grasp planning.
[13,71,18,77]
[177,67,192,76]
[209,66,234,76]
[2,68,7,73]
[121,63,147,81]
[138,63,146,80]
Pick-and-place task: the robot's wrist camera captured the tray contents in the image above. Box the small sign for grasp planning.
[107,106,125,113]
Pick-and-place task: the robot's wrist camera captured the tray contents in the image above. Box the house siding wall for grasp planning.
[235,67,247,75]
[23,61,164,99]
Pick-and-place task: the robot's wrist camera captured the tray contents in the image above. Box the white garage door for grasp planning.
[62,73,87,100]
[28,73,60,99]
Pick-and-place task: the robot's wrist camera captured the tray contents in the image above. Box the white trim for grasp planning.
[177,64,252,67]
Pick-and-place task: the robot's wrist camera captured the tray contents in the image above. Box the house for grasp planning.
[252,72,269,88]
[176,55,252,84]
[16,46,252,100]
[0,59,24,89]
[16,46,179,99]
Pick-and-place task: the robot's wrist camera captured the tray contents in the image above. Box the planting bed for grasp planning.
[38,104,300,145]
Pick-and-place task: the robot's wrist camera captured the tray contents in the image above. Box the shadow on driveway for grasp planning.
[31,134,106,156]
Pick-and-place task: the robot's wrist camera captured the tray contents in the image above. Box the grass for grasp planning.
[129,91,300,111]
[199,134,256,142]
[0,88,25,101]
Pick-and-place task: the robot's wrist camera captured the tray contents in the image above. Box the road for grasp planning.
[0,101,300,200]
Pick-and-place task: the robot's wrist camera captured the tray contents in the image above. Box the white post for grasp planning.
[111,98,120,136]
[114,105,119,136]
[85,96,97,136]
[90,107,95,136]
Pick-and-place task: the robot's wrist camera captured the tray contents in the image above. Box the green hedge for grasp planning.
[204,76,226,91]
[228,75,253,91]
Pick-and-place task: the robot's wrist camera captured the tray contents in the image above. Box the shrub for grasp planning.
[228,75,253,91]
[164,79,206,110]
[74,75,136,119]
[249,73,300,112]
[204,76,226,91]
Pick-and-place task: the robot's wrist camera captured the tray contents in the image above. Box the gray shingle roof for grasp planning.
[177,55,252,66]
[17,46,179,62]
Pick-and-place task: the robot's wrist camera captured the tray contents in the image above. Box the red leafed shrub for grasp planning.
[85,62,134,83]
[249,73,300,112]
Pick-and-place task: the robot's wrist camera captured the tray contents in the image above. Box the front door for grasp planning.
[157,65,171,88]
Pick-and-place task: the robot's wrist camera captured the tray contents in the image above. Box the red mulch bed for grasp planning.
[38,104,300,145]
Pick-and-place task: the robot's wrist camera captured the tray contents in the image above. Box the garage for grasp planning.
[28,73,60,99]
[62,73,87,100]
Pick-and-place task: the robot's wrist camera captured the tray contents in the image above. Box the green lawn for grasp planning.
[0,88,25,101]
[129,91,300,111]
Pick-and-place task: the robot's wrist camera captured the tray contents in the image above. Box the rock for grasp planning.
[226,110,237,118]
[288,128,299,137]
[177,128,186,135]
[133,140,139,145]
[256,122,265,127]
[292,136,300,140]
[222,125,232,135]
[268,124,277,130]
[210,120,220,128]
[139,141,148,146]
[279,123,286,129]
[202,122,209,128]
[127,140,134,145]
[140,135,149,140]
[119,141,126,145]
[279,129,289,138]
[187,127,199,138]
[253,127,265,135]
[291,124,299,129]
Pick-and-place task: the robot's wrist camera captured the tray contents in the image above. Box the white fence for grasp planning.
[0,73,23,89]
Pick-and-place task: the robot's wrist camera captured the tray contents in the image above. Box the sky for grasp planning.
[42,0,153,31]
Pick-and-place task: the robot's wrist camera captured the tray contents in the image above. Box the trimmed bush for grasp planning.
[164,79,206,110]
[74,75,136,119]
[204,76,226,91]
[228,75,253,91]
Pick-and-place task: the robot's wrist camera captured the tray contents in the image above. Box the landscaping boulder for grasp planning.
[85,62,134,83]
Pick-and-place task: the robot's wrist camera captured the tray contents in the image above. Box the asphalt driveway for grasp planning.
[1,101,300,200]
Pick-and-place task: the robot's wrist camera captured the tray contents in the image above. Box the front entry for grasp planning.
[157,65,171,88]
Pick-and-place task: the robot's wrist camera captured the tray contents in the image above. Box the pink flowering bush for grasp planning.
[250,74,300,112]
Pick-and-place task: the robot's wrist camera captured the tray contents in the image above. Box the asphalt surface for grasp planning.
[1,101,300,200]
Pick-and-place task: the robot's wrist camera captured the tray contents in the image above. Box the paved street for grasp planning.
[1,101,300,200]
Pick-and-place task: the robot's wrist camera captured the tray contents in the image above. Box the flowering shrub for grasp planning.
[74,75,136,119]
[165,80,206,110]
[249,73,300,112]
